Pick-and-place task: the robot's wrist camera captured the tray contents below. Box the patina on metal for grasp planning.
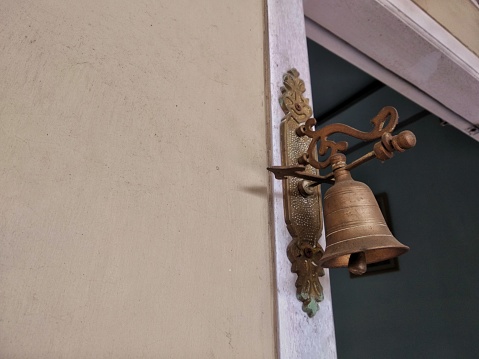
[268,69,416,315]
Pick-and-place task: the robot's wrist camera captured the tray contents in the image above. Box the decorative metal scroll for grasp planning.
[269,89,415,186]
[297,106,398,170]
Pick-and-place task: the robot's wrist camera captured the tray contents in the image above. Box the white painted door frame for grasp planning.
[265,1,337,358]
[266,0,479,358]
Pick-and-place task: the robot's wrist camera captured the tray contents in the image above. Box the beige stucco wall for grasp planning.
[0,0,275,357]
[412,0,479,56]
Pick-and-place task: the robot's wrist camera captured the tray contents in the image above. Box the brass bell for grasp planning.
[319,153,409,275]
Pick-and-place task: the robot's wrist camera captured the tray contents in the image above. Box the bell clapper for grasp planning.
[348,252,367,275]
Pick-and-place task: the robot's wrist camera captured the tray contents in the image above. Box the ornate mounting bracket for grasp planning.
[274,69,324,317]
[267,69,416,317]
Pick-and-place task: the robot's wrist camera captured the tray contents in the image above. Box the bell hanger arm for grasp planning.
[340,129,417,171]
[296,106,399,170]
[267,129,416,186]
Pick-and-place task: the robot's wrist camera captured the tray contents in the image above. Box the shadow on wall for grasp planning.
[330,115,479,359]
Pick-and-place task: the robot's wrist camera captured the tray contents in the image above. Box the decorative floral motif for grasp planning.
[280,69,313,123]
[288,241,324,317]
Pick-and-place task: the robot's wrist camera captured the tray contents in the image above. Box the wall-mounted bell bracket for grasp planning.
[273,69,325,318]
[268,69,416,317]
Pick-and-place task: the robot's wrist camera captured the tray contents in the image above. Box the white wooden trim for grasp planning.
[380,0,479,78]
[265,0,337,358]
[304,18,474,136]
[303,0,479,140]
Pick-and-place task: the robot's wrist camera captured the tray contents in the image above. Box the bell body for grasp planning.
[319,167,409,270]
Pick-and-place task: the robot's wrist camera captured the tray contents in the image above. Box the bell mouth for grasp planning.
[319,244,409,268]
